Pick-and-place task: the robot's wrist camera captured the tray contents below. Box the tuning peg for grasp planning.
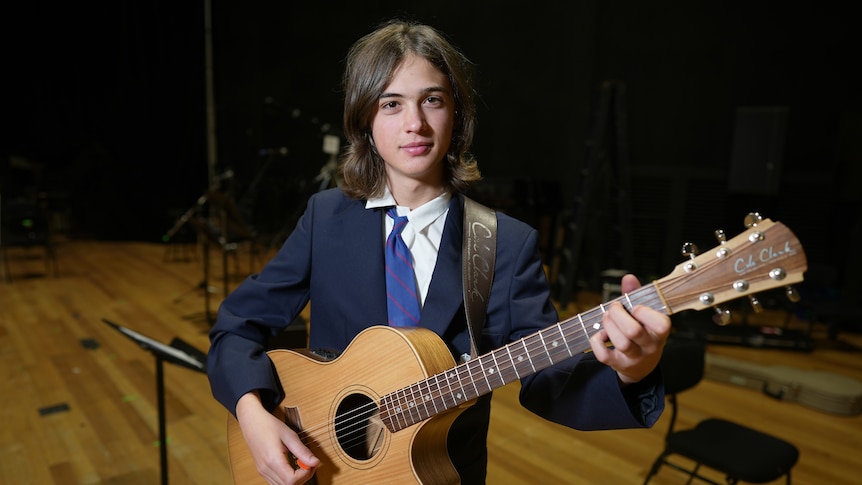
[713,229,734,258]
[712,306,732,326]
[681,242,700,272]
[748,295,764,313]
[744,212,764,228]
[681,242,699,258]
[785,285,801,303]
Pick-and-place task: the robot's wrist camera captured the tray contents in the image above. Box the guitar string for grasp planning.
[291,285,667,454]
[292,315,598,449]
[296,286,668,454]
[291,285,666,452]
[293,226,803,455]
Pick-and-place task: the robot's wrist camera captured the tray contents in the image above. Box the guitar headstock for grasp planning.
[656,214,807,318]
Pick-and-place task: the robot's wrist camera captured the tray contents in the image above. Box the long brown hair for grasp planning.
[337,20,482,199]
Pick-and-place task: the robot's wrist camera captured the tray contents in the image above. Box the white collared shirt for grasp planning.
[366,188,451,307]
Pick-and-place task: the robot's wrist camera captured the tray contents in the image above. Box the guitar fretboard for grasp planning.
[379,283,667,432]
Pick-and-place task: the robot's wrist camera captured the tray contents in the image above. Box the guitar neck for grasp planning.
[380,217,808,432]
[380,283,667,432]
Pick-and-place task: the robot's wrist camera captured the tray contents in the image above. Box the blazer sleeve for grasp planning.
[206,193,318,416]
[492,216,664,430]
[520,355,664,430]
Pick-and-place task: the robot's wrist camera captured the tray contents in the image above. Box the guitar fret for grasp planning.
[416,382,431,421]
[404,387,417,425]
[468,359,483,398]
[384,393,402,430]
[429,374,442,415]
[528,333,552,369]
[417,385,429,421]
[460,370,471,400]
[489,350,506,387]
[544,328,569,365]
[537,330,553,365]
[468,359,480,393]
[433,383,444,413]
[395,387,409,429]
[581,308,605,338]
[398,387,410,426]
[521,339,537,373]
[439,373,451,408]
[503,355,519,383]
[420,385,432,421]
[476,357,493,394]
[576,313,589,340]
[380,394,390,426]
[505,345,521,380]
[404,389,417,425]
[438,370,451,409]
[388,392,400,427]
[407,384,421,424]
[481,355,496,391]
[448,368,466,405]
[441,367,463,408]
[515,342,533,377]
[556,322,574,357]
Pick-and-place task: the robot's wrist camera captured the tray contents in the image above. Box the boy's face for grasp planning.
[371,54,454,190]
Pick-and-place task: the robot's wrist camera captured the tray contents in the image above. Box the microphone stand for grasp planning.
[163,170,236,323]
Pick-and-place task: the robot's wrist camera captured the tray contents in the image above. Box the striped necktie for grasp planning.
[385,208,421,327]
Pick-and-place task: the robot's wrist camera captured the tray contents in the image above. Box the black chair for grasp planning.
[1,195,58,281]
[643,334,799,484]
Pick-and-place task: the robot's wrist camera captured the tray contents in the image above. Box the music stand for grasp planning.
[102,319,207,485]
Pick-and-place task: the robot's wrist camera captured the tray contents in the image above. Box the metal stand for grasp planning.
[163,170,255,323]
[102,319,207,485]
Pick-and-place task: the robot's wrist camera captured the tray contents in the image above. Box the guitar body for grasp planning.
[227,325,467,485]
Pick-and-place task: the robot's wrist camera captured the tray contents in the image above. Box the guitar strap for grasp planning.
[461,196,497,361]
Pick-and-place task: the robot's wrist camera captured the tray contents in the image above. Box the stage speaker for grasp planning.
[728,106,788,195]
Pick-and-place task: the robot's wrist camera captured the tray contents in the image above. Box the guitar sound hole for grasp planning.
[335,394,382,461]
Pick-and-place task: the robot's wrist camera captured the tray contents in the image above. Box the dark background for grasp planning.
[3,1,860,304]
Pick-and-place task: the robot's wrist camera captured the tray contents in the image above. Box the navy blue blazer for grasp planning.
[208,188,663,482]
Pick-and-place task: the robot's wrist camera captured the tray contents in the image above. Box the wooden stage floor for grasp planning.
[1,240,860,484]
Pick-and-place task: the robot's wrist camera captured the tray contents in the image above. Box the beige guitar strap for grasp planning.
[461,196,497,361]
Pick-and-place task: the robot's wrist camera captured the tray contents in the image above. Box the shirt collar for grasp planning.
[365,185,397,209]
[409,192,451,233]
[366,186,451,233]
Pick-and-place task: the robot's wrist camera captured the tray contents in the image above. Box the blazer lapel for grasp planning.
[420,195,465,336]
[338,201,389,329]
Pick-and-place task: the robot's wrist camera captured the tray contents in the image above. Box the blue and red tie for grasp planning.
[385,208,421,327]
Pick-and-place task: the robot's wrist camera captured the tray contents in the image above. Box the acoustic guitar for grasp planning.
[227,216,807,484]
